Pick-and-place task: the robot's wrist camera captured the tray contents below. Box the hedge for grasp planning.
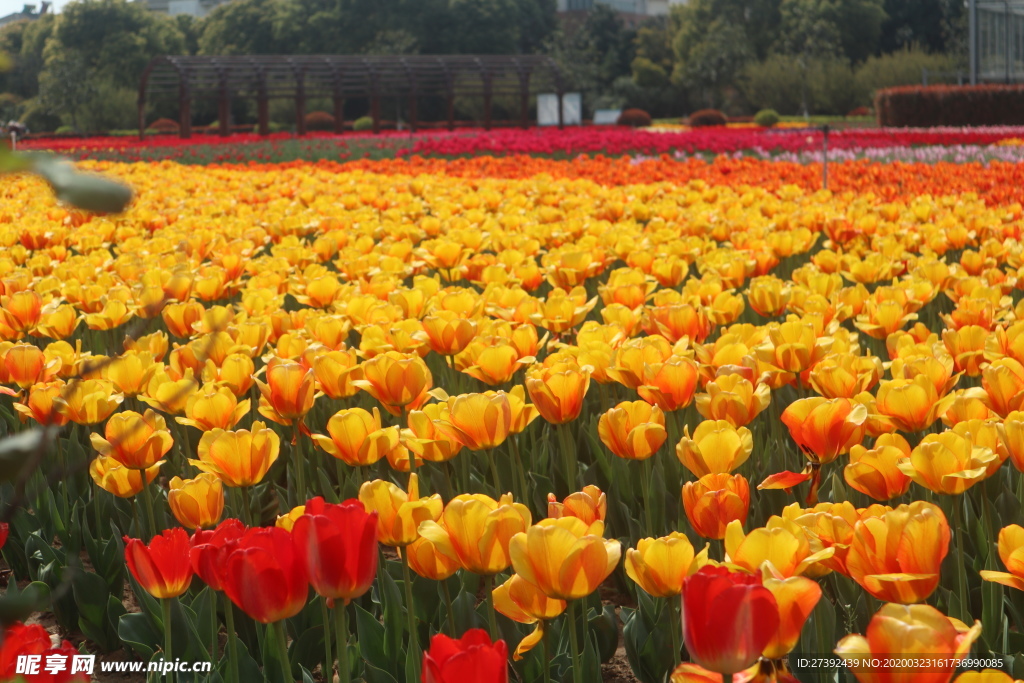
[875,84,1024,127]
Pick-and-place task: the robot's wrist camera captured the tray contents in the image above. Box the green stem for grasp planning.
[557,423,577,496]
[334,602,350,683]
[319,599,332,683]
[567,600,583,683]
[486,450,503,495]
[57,435,69,520]
[401,551,422,679]
[140,474,157,540]
[241,486,254,527]
[131,497,141,538]
[162,598,174,683]
[542,620,551,683]
[669,598,681,667]
[335,457,347,497]
[953,496,970,623]
[224,595,240,683]
[441,578,456,637]
[484,574,499,641]
[509,436,527,503]
[209,592,218,667]
[641,457,654,538]
[291,422,306,507]
[273,620,290,683]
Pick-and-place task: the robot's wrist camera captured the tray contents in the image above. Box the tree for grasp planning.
[36,48,94,130]
[47,0,185,89]
[675,18,751,108]
[198,0,283,54]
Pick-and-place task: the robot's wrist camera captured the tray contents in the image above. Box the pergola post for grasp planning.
[180,89,191,139]
[217,69,230,137]
[483,72,493,130]
[295,67,307,136]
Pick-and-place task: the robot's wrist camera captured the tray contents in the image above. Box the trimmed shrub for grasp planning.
[875,85,1024,127]
[148,118,180,133]
[847,106,870,117]
[304,110,335,131]
[617,108,652,127]
[688,109,727,127]
[353,116,375,132]
[753,109,780,127]
[55,125,76,135]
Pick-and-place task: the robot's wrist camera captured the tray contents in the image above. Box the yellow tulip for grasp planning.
[624,532,709,597]
[676,420,753,477]
[417,493,532,575]
[597,400,667,460]
[312,407,400,467]
[168,474,224,530]
[191,421,280,487]
[90,409,174,470]
[897,430,997,495]
[176,383,251,431]
[509,517,621,600]
[89,455,162,498]
[492,574,566,660]
[358,473,443,547]
[724,517,834,577]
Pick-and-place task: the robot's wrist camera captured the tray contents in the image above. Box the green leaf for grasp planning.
[354,603,389,672]
[0,580,50,626]
[363,663,399,683]
[118,612,160,659]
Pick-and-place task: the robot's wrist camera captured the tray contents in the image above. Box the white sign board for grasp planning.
[593,109,622,125]
[537,93,583,126]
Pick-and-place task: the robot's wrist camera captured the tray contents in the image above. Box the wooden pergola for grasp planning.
[137,54,569,138]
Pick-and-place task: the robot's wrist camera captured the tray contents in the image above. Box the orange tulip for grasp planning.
[676,420,753,476]
[624,532,709,597]
[781,397,867,464]
[90,409,174,470]
[312,407,400,467]
[980,524,1024,591]
[597,400,667,460]
[167,474,224,530]
[352,351,432,416]
[637,355,699,411]
[547,485,607,525]
[13,380,69,426]
[845,501,950,603]
[953,671,1023,683]
[755,319,833,376]
[4,344,60,390]
[942,325,989,377]
[998,410,1024,471]
[807,353,884,399]
[525,361,590,425]
[683,473,751,540]
[191,421,281,487]
[835,603,980,683]
[140,368,199,415]
[255,360,316,425]
[845,434,913,501]
[455,337,527,386]
[404,535,461,581]
[747,275,791,318]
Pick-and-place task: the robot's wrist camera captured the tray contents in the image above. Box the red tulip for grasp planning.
[221,526,308,623]
[292,497,378,606]
[421,629,508,683]
[189,518,246,592]
[0,521,8,549]
[124,528,193,599]
[0,621,87,682]
[681,565,780,675]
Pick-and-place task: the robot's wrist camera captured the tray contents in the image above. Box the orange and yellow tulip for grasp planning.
[435,391,514,451]
[980,524,1024,591]
[835,603,980,683]
[176,383,251,432]
[358,473,443,547]
[845,434,913,501]
[191,421,281,487]
[694,374,771,427]
[90,409,174,470]
[525,361,591,425]
[492,574,566,660]
[352,351,433,416]
[683,473,751,540]
[255,360,316,425]
[897,430,997,495]
[760,562,822,659]
[509,517,621,600]
[547,485,606,525]
[676,420,753,477]
[54,378,124,425]
[845,501,950,603]
[418,493,532,575]
[597,400,667,460]
[780,397,867,464]
[89,455,162,498]
[312,407,400,467]
[724,517,834,577]
[167,473,224,530]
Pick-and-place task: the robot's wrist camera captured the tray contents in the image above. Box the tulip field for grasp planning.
[4,131,1024,683]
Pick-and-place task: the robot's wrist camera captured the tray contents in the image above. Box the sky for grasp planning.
[0,0,69,21]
